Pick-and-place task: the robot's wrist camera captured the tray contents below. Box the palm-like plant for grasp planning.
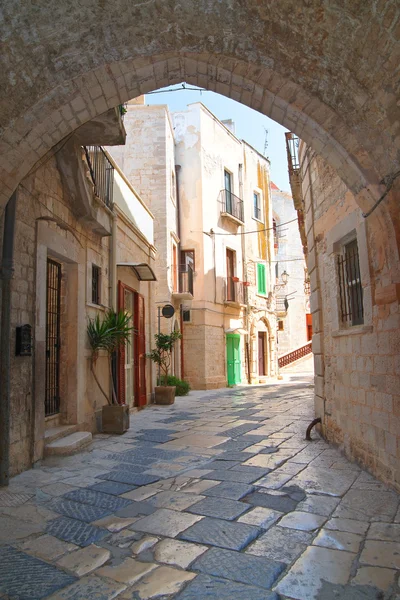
[147,330,182,385]
[87,310,133,405]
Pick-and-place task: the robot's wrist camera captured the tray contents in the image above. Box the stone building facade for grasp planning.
[296,141,400,491]
[0,114,157,477]
[271,182,310,356]
[173,103,277,389]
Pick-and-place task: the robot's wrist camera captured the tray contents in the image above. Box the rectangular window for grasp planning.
[224,169,233,214]
[257,263,266,296]
[337,239,364,326]
[182,309,191,322]
[92,264,101,305]
[278,320,284,331]
[253,192,261,220]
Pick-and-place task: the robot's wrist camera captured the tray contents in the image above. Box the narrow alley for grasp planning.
[0,374,399,600]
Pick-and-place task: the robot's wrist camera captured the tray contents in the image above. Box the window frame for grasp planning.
[337,238,364,327]
[253,190,262,222]
[91,264,101,305]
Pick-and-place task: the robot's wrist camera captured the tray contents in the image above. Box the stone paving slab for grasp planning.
[0,545,77,599]
[45,574,126,600]
[191,546,286,589]
[187,496,250,520]
[131,508,203,537]
[174,574,279,599]
[98,471,160,486]
[46,516,109,547]
[49,498,114,523]
[89,481,137,496]
[203,481,254,500]
[180,516,262,550]
[64,489,133,511]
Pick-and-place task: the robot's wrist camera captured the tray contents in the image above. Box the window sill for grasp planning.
[332,325,373,337]
[252,215,264,224]
[86,302,107,311]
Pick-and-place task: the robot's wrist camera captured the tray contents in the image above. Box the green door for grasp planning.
[226,334,241,386]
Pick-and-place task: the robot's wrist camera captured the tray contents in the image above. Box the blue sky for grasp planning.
[144,85,290,192]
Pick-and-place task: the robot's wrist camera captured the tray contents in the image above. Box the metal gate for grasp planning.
[45,259,61,416]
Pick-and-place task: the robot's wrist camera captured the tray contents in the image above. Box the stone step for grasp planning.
[45,431,92,456]
[45,424,79,445]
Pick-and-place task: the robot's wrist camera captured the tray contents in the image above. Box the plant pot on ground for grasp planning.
[87,310,134,434]
[147,330,182,405]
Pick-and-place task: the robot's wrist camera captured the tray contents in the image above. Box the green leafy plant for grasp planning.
[163,375,191,396]
[146,331,182,384]
[87,310,133,405]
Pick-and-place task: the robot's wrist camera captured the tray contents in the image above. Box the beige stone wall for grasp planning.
[1,155,112,475]
[302,145,400,490]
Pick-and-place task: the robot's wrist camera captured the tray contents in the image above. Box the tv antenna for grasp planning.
[264,128,269,157]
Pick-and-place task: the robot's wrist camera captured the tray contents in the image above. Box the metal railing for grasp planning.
[224,278,245,304]
[337,240,364,326]
[285,132,300,175]
[219,189,244,222]
[84,146,114,209]
[279,341,312,368]
[178,264,194,296]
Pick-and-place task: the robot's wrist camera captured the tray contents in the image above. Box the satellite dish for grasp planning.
[162,304,175,318]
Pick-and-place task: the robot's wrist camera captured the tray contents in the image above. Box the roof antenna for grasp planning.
[264,128,269,157]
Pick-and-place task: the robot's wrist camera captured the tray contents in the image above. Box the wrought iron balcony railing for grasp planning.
[219,189,244,223]
[84,146,114,209]
[224,278,245,304]
[178,264,194,296]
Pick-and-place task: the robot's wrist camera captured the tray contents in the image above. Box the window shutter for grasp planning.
[257,263,266,295]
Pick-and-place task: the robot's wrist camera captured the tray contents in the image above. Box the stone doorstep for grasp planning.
[45,431,93,456]
[44,425,79,445]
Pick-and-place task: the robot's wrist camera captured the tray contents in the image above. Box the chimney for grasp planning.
[222,119,235,134]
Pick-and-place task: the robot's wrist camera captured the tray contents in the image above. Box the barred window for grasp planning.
[182,309,191,322]
[92,264,101,305]
[337,239,363,326]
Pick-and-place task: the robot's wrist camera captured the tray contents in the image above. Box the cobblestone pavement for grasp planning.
[1,373,400,599]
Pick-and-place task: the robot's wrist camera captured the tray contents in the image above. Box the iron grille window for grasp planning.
[337,239,364,326]
[253,192,261,220]
[92,264,101,305]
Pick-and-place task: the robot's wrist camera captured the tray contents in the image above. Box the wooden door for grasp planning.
[306,314,313,341]
[45,259,62,416]
[134,293,147,407]
[258,332,265,376]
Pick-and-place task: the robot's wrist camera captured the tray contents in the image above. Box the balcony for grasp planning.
[224,278,245,306]
[84,146,114,209]
[172,264,194,300]
[219,189,244,224]
[74,106,126,147]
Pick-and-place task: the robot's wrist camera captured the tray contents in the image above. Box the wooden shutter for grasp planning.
[257,263,266,295]
[134,293,147,407]
[117,281,126,405]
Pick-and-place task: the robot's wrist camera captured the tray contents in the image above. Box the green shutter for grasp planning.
[257,263,266,295]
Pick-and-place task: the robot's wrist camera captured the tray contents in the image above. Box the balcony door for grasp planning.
[226,248,236,301]
[224,170,232,214]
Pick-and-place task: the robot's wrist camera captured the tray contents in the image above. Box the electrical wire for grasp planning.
[200,217,299,236]
[146,83,207,95]
[362,170,400,218]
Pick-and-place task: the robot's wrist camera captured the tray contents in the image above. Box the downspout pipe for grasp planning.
[175,165,184,378]
[0,191,17,486]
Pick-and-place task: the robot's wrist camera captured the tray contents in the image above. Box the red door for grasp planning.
[258,333,265,376]
[134,293,147,407]
[306,314,313,341]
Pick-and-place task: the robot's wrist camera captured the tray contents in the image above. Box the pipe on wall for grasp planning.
[0,191,17,486]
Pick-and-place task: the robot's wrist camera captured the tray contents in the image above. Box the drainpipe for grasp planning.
[239,163,251,383]
[109,210,117,311]
[175,165,184,378]
[0,191,17,486]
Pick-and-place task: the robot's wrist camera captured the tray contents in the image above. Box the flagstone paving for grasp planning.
[1,374,400,599]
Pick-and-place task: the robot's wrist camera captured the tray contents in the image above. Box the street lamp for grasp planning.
[281,270,289,285]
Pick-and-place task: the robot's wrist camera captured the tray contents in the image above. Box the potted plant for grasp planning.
[87,310,133,433]
[147,331,182,405]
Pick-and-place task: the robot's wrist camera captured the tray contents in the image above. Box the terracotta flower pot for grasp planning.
[102,404,129,434]
[154,386,176,405]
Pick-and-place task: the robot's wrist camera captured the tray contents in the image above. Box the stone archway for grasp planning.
[1,2,399,229]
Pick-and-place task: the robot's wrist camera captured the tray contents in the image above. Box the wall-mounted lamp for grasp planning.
[281,270,289,285]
